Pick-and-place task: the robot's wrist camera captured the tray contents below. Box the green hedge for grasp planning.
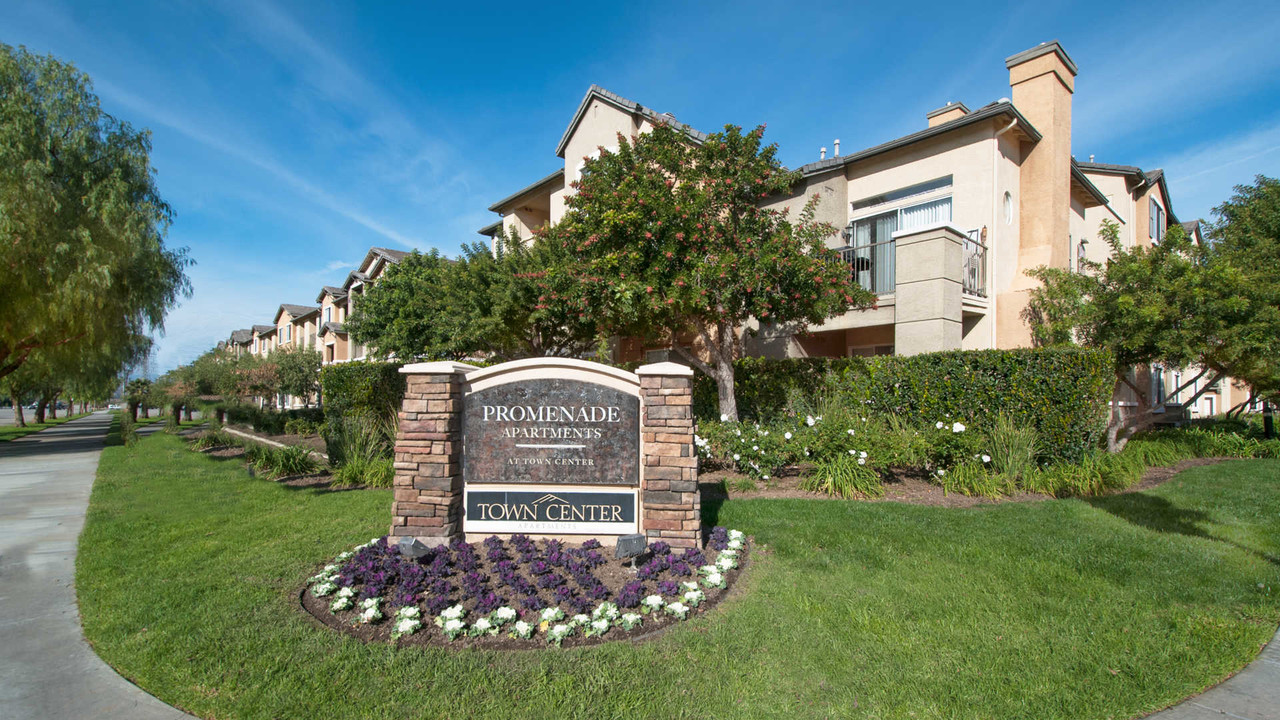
[319,361,407,424]
[693,348,1114,460]
[225,406,322,435]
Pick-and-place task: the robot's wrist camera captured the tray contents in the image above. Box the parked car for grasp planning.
[107,403,122,410]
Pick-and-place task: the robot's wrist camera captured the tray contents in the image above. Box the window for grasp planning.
[1149,198,1165,242]
[851,176,952,212]
[1076,237,1087,272]
[1003,191,1013,224]
[845,196,952,294]
[848,345,894,357]
[324,307,332,323]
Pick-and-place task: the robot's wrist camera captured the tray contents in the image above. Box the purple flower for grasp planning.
[618,581,645,608]
[650,541,671,556]
[521,594,546,612]
[657,580,679,597]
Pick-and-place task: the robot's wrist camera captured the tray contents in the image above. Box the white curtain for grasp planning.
[899,197,951,230]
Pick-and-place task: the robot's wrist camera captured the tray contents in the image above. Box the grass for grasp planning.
[0,410,93,441]
[78,427,1280,720]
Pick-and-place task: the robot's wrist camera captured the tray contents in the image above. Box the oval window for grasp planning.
[1003,191,1014,224]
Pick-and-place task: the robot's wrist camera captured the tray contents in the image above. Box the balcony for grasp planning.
[835,229,987,298]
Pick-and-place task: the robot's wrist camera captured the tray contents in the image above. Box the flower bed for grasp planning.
[301,527,749,649]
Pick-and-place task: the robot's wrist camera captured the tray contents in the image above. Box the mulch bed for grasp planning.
[703,457,1234,507]
[197,444,366,489]
[298,542,753,651]
[225,425,327,455]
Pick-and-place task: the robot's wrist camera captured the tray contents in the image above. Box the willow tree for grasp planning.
[543,122,872,420]
[0,44,191,380]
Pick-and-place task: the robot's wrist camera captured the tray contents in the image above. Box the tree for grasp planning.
[125,378,152,422]
[449,231,597,360]
[345,251,465,361]
[274,344,322,407]
[0,44,191,380]
[542,122,874,420]
[1025,218,1278,451]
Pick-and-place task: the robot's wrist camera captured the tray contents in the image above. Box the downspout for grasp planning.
[991,117,1019,349]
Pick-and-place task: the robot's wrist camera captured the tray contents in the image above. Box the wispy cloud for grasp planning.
[1156,117,1280,221]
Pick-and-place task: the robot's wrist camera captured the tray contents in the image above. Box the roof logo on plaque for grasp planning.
[532,493,569,505]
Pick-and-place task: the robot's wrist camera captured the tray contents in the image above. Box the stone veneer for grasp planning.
[390,359,701,549]
[390,361,477,544]
[636,362,700,548]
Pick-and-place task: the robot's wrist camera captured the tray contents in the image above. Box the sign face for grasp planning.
[462,377,639,487]
[464,487,637,535]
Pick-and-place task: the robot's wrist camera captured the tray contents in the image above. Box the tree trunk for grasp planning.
[48,396,57,420]
[170,404,181,425]
[129,402,139,423]
[12,395,25,427]
[142,404,149,418]
[714,348,738,422]
[35,401,47,424]
[183,405,193,421]
[216,407,226,424]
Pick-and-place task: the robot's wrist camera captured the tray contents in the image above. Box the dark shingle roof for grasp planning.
[342,270,369,290]
[371,247,409,263]
[254,325,276,335]
[478,219,503,237]
[318,321,347,337]
[1070,159,1110,207]
[229,329,253,344]
[316,285,348,303]
[555,84,710,159]
[487,169,564,212]
[275,304,320,323]
[796,101,1041,178]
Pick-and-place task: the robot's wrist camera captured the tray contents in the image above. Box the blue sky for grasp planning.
[7,0,1280,374]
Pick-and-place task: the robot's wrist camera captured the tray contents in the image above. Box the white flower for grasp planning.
[847,428,856,436]
[392,617,421,638]
[494,606,517,622]
[681,580,700,591]
[329,595,352,612]
[848,449,856,455]
[703,572,725,588]
[784,432,792,440]
[665,602,690,619]
[804,449,810,456]
[547,623,573,646]
[474,618,493,632]
[806,416,816,426]
[593,602,620,620]
[397,606,421,619]
[311,581,337,597]
[729,529,744,540]
[936,469,947,477]
[571,613,590,627]
[936,421,945,429]
[359,606,382,624]
[699,564,719,575]
[642,595,664,612]
[734,429,741,436]
[716,556,737,571]
[589,618,610,636]
[720,548,738,558]
[981,454,991,463]
[620,612,643,630]
[510,620,534,639]
[733,453,740,461]
[752,445,758,451]
[337,587,354,598]
[540,607,564,623]
[683,589,705,607]
[761,430,769,437]
[720,413,729,422]
[727,538,743,550]
[859,451,868,458]
[440,604,465,621]
[762,475,769,480]
[952,422,966,433]
[861,417,867,422]
[857,458,866,465]
[442,618,466,639]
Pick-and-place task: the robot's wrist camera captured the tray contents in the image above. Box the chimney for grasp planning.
[833,139,840,157]
[926,101,969,128]
[999,40,1079,348]
[1007,40,1077,271]
[820,146,827,160]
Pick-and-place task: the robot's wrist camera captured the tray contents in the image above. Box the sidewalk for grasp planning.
[1146,625,1280,719]
[0,411,193,719]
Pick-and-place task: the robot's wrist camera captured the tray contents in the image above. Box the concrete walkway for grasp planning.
[0,411,192,719]
[1147,626,1280,719]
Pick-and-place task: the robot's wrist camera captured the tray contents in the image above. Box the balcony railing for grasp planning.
[835,230,988,298]
[962,231,987,298]
[837,240,895,295]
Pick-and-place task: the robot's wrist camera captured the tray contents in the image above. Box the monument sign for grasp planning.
[390,357,701,547]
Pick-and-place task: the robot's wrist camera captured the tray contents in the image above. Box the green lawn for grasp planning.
[0,411,92,441]
[78,427,1280,720]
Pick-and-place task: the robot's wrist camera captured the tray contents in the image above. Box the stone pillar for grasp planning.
[636,362,700,549]
[894,225,966,356]
[390,361,477,545]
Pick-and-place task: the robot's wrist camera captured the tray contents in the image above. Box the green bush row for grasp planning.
[693,348,1114,461]
[225,406,323,436]
[319,361,406,425]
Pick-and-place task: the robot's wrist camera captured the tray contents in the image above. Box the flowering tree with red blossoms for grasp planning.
[540,122,874,421]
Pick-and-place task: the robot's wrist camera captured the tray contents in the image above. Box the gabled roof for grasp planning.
[342,270,369,290]
[229,329,253,344]
[478,219,503,237]
[316,285,348,303]
[554,84,709,159]
[1070,159,1110,207]
[487,169,565,213]
[318,321,347,337]
[797,101,1042,178]
[274,304,320,324]
[254,324,276,336]
[356,246,411,278]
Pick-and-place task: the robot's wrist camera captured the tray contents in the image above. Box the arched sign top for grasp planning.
[464,357,640,396]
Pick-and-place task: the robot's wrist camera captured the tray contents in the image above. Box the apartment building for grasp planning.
[478,40,1193,365]
[225,329,253,356]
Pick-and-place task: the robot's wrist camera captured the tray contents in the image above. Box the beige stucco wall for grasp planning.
[563,99,648,186]
[1080,172,1135,252]
[760,167,848,248]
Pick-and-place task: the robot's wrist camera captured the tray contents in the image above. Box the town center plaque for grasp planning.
[462,377,640,487]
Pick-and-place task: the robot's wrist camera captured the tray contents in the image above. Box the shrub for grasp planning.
[986,415,1039,479]
[247,444,320,480]
[936,462,1012,499]
[284,417,320,437]
[693,348,1113,462]
[329,415,395,487]
[119,412,138,447]
[320,361,406,424]
[801,455,883,498]
[190,430,236,451]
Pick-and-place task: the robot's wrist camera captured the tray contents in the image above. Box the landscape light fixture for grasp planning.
[614,533,647,568]
[397,537,431,560]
